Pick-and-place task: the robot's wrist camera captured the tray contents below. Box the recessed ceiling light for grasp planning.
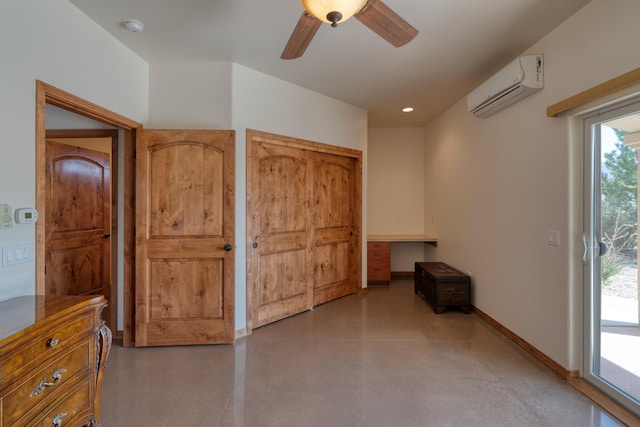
[402,107,414,113]
[123,18,145,33]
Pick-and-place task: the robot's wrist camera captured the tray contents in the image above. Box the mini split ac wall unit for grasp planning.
[467,55,543,118]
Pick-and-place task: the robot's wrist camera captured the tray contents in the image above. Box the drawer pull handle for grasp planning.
[47,337,59,348]
[50,412,68,427]
[30,368,67,397]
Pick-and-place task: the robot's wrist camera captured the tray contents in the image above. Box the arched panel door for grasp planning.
[135,129,235,346]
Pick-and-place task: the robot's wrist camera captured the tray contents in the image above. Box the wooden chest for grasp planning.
[0,295,111,427]
[415,262,471,314]
[367,241,390,283]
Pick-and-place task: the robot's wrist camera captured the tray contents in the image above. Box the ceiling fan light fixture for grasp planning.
[300,0,368,26]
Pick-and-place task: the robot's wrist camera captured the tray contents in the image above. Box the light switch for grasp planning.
[2,244,33,266]
[547,229,560,246]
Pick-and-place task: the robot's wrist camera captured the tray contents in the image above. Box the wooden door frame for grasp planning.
[36,80,142,346]
[45,129,118,328]
[245,129,362,332]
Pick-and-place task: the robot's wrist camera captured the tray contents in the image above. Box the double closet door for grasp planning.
[247,130,362,330]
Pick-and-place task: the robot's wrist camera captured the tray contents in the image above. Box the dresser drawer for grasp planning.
[30,378,93,427]
[0,314,93,384]
[1,340,92,426]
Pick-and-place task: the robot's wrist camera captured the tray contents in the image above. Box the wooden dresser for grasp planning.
[0,295,111,427]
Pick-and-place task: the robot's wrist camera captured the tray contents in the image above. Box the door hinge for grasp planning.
[44,265,47,275]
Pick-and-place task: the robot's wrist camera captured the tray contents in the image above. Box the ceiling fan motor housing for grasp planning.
[327,11,343,27]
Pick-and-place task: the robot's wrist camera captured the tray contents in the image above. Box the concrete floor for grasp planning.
[100,279,625,426]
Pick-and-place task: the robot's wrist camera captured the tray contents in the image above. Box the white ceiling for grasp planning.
[68,0,591,127]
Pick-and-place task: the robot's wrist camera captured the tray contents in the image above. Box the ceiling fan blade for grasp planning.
[281,12,322,60]
[355,0,418,47]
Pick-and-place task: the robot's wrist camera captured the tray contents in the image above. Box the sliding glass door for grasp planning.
[583,98,640,416]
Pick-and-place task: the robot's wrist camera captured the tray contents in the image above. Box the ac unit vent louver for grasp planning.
[467,55,543,118]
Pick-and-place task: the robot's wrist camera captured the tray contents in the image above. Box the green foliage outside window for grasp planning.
[601,128,637,284]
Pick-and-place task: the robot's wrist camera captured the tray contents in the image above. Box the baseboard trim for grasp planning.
[391,271,414,279]
[472,306,577,379]
[473,306,638,425]
[235,328,249,339]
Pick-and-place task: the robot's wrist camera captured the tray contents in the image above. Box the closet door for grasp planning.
[247,130,362,330]
[312,152,359,306]
[247,140,314,329]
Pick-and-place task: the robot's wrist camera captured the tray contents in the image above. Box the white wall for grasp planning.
[231,64,368,332]
[0,0,148,300]
[368,128,433,271]
[423,0,640,369]
[149,62,233,129]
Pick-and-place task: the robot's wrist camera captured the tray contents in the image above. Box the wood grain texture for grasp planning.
[0,295,110,427]
[36,81,139,346]
[135,129,235,346]
[45,141,111,309]
[248,140,312,328]
[547,67,640,117]
[356,0,418,47]
[246,130,362,330]
[281,12,322,60]
[313,152,358,306]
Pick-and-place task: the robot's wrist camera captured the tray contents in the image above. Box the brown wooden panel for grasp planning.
[50,156,106,232]
[50,244,104,296]
[315,242,349,288]
[259,156,307,234]
[259,250,307,305]
[149,259,223,319]
[313,152,358,305]
[149,143,223,238]
[314,162,351,229]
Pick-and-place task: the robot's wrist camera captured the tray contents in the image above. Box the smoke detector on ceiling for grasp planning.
[123,18,145,33]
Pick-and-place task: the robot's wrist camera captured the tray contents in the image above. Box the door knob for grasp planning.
[219,243,233,251]
[104,233,111,238]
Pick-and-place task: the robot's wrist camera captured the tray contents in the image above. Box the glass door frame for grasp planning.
[582,96,640,417]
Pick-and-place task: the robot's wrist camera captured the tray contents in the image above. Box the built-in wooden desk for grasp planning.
[367,235,438,283]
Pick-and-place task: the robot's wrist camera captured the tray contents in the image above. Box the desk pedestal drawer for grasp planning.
[367,242,390,283]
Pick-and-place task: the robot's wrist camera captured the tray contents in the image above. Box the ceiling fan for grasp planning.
[281,0,418,60]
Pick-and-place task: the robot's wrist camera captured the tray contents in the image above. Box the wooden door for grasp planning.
[313,152,359,305]
[135,129,235,346]
[45,140,112,325]
[247,141,313,328]
[247,130,362,330]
